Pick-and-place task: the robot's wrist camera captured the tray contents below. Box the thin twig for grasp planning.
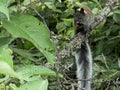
[52,35,72,41]
[53,39,65,90]
[109,35,120,40]
[102,53,110,70]
[78,78,92,81]
[21,0,41,13]
[32,8,51,34]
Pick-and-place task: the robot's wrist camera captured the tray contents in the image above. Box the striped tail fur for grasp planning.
[75,41,92,90]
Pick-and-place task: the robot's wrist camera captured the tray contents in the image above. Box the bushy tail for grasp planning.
[75,41,92,90]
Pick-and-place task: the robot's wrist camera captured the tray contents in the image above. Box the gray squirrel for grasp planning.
[73,6,94,90]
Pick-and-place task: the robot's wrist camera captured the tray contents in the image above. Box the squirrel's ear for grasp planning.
[73,7,85,14]
[79,8,85,14]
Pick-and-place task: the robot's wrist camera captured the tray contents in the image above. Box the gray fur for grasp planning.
[75,41,92,90]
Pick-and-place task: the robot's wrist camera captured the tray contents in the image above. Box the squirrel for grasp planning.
[73,6,94,90]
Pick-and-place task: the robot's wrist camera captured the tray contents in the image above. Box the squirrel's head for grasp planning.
[74,6,93,25]
[73,6,94,35]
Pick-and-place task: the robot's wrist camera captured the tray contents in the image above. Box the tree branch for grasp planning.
[91,0,118,29]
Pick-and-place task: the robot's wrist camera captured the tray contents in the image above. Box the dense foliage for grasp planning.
[0,0,120,90]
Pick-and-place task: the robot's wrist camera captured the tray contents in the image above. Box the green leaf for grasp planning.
[0,0,9,20]
[9,84,22,90]
[45,2,56,9]
[0,45,13,68]
[20,79,48,90]
[16,65,56,81]
[92,0,102,9]
[0,45,21,79]
[7,79,48,90]
[0,60,19,79]
[0,75,9,83]
[2,15,55,65]
[0,84,5,89]
[114,10,120,14]
[0,37,11,47]
[113,13,120,23]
